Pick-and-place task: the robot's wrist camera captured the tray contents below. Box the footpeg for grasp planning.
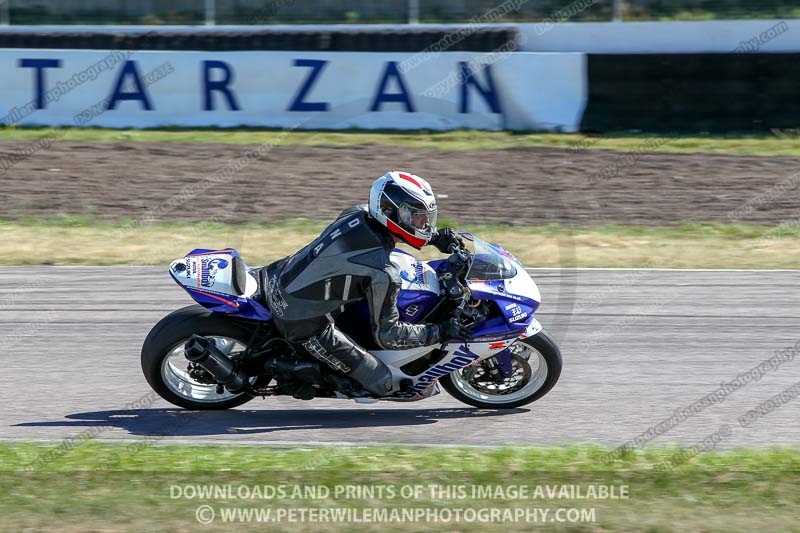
[325,374,373,398]
[292,384,317,401]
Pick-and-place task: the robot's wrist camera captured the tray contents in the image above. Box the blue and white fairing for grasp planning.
[378,235,543,399]
[466,241,541,340]
[391,248,441,322]
[168,248,272,321]
[391,237,541,337]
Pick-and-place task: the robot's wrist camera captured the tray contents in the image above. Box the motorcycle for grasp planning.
[141,233,562,409]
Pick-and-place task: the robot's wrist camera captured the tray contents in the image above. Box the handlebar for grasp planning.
[446,243,471,273]
[439,242,473,308]
[436,237,479,338]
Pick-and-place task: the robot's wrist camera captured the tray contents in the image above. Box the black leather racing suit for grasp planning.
[265,205,441,396]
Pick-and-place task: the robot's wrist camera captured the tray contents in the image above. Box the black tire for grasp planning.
[141,305,257,410]
[439,328,562,409]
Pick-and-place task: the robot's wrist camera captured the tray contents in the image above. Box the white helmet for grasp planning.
[369,171,437,249]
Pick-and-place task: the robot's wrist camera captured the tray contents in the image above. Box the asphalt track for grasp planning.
[1,267,798,449]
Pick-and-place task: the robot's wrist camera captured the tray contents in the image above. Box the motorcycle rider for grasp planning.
[265,171,472,396]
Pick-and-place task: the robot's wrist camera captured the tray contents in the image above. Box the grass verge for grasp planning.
[2,126,800,156]
[4,219,800,269]
[1,442,798,531]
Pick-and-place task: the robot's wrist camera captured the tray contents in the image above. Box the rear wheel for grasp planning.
[141,305,257,410]
[440,329,562,409]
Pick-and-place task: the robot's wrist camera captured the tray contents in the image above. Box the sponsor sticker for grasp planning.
[200,258,228,288]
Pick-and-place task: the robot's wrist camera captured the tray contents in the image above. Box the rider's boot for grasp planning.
[301,325,393,397]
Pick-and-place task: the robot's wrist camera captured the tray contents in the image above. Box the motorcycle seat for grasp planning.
[247,265,270,305]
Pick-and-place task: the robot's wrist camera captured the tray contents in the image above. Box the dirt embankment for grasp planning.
[1,141,798,226]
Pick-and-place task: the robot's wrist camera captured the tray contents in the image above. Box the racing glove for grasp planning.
[430,227,463,253]
[438,317,474,342]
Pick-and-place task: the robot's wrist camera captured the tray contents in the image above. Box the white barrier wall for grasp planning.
[518,19,800,54]
[0,50,586,131]
[4,19,799,53]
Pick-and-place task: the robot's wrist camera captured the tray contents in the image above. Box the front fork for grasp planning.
[489,318,543,379]
[491,350,514,379]
[482,355,510,382]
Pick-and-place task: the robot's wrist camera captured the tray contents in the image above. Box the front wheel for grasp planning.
[141,305,257,410]
[440,329,562,409]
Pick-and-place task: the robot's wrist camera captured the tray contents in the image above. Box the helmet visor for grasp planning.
[398,204,437,237]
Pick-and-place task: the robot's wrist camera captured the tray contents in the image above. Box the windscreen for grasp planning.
[463,234,518,280]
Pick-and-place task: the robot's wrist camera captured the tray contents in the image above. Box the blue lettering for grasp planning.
[459,62,501,114]
[106,61,153,111]
[450,355,476,366]
[288,59,329,112]
[203,60,240,111]
[412,346,479,392]
[454,345,477,359]
[370,61,415,112]
[19,58,61,110]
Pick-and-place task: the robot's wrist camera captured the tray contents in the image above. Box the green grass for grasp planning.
[3,126,800,156]
[1,442,798,531]
[4,218,800,269]
[11,7,800,24]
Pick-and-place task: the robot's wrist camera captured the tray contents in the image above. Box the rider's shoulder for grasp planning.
[335,205,394,250]
[336,204,369,220]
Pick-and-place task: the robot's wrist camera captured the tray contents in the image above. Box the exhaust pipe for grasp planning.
[184,335,249,394]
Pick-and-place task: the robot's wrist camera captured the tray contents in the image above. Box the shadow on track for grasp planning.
[15,407,527,438]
